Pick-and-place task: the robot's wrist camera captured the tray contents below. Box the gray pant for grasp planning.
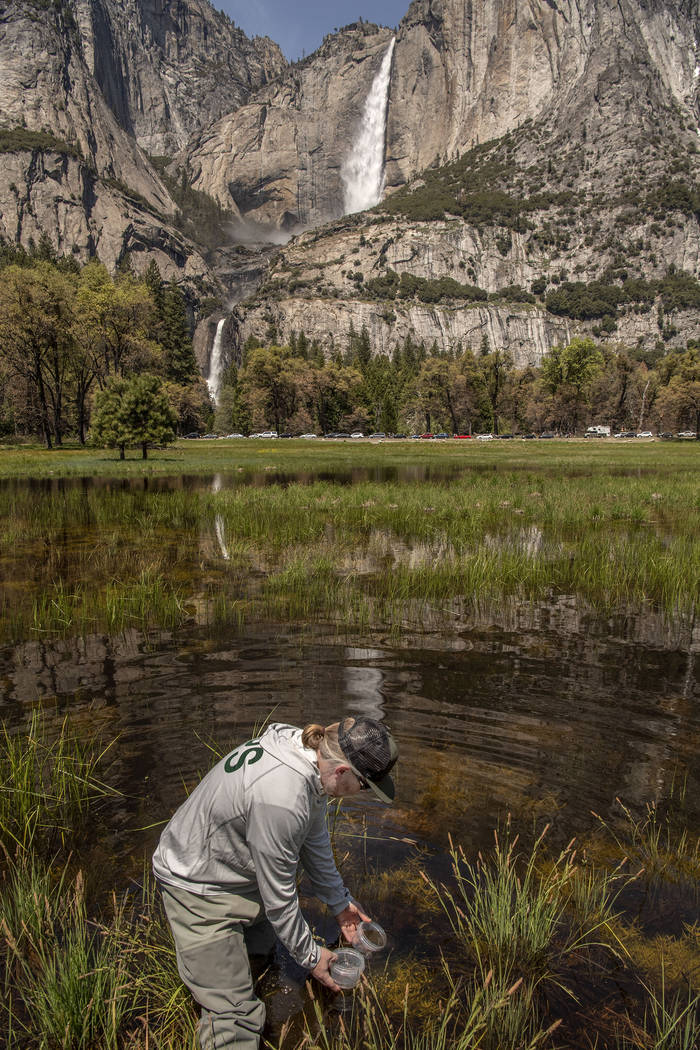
[159,881,277,1050]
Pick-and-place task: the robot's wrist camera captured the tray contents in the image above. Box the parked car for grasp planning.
[299,433,318,439]
[636,431,653,438]
[538,432,555,439]
[497,433,514,439]
[182,432,200,439]
[250,431,278,438]
[522,433,536,439]
[475,433,493,441]
[368,432,386,439]
[392,433,408,439]
[453,433,472,439]
[420,433,434,439]
[433,432,450,439]
[201,433,218,439]
[678,431,697,438]
[224,433,245,438]
[350,431,364,438]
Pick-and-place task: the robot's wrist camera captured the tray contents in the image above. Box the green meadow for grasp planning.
[0,440,697,643]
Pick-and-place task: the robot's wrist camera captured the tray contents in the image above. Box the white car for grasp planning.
[350,432,364,439]
[475,433,494,441]
[299,433,318,439]
[636,431,653,438]
[225,433,246,438]
[678,431,697,438]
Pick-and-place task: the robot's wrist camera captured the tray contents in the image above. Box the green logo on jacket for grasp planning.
[224,740,263,773]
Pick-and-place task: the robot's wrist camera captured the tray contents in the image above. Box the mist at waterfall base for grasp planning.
[342,38,396,215]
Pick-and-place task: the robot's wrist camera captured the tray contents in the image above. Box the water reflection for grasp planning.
[212,474,231,560]
[1,601,697,862]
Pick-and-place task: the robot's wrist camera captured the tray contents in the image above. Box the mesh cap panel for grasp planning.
[338,717,398,802]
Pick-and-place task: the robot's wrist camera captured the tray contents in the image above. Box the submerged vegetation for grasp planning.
[0,719,698,1049]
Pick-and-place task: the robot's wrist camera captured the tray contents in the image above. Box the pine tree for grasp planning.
[91,373,177,459]
[160,281,197,384]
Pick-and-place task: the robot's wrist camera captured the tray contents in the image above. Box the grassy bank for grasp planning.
[1,718,698,1049]
[0,436,698,480]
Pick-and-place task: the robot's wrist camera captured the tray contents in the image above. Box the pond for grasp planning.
[1,466,698,1048]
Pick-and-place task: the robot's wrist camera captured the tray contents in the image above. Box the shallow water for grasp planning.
[1,471,698,1042]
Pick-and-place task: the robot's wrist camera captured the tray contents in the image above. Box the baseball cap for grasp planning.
[338,716,398,804]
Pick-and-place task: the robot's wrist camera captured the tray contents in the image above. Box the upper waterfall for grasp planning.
[207,317,226,405]
[341,38,395,215]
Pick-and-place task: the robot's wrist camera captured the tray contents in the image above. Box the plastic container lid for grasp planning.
[330,947,365,989]
[353,920,388,955]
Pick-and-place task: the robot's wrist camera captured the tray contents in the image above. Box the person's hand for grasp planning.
[310,945,340,992]
[335,900,370,944]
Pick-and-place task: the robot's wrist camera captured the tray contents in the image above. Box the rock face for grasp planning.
[186,23,395,230]
[0,147,211,282]
[3,0,700,364]
[74,0,286,156]
[0,0,275,290]
[215,0,700,366]
[233,294,573,369]
[185,0,700,231]
[0,0,172,214]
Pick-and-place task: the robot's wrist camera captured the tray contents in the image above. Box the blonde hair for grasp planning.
[301,721,346,764]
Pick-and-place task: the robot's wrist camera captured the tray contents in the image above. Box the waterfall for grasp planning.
[342,38,395,215]
[207,318,226,404]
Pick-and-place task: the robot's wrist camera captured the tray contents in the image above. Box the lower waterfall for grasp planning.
[207,317,226,405]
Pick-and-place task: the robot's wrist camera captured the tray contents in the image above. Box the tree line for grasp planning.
[217,326,700,438]
[0,240,209,449]
[0,243,698,451]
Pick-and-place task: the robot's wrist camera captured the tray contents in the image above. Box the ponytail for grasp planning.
[302,722,345,763]
[302,723,325,750]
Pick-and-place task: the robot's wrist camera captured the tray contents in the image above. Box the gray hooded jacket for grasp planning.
[152,723,351,970]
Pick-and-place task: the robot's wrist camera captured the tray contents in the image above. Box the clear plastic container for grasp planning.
[330,947,365,989]
[353,920,388,956]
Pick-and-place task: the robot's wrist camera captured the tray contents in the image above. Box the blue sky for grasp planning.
[219,1,409,60]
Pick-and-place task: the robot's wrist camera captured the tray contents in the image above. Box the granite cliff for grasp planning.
[216,0,700,364]
[0,0,283,291]
[2,0,700,361]
[73,0,286,156]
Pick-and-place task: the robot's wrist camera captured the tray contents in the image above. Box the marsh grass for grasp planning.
[2,868,139,1050]
[0,710,118,857]
[1,803,698,1050]
[274,967,558,1050]
[594,795,700,883]
[424,823,628,987]
[616,973,700,1049]
[0,448,698,645]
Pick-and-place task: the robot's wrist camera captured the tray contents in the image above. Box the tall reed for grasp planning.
[0,710,118,858]
[1,861,140,1050]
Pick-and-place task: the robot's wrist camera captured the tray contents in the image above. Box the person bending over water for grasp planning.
[153,716,398,1050]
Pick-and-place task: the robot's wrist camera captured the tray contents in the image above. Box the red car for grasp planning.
[420,432,433,439]
[453,433,472,439]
